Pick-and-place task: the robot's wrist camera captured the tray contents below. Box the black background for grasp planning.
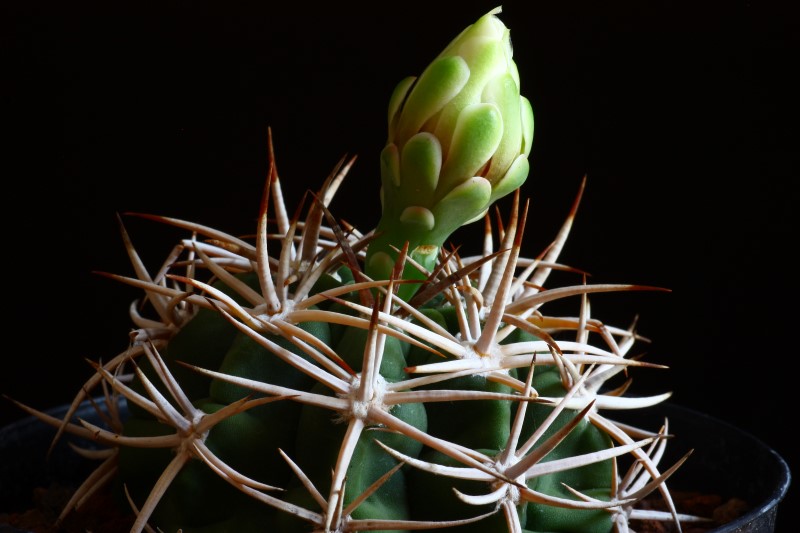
[2,0,797,528]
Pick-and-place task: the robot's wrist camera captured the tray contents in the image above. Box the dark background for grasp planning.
[3,0,797,528]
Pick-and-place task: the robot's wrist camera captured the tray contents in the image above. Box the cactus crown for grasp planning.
[10,7,701,533]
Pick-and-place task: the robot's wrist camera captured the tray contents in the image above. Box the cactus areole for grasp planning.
[16,6,698,533]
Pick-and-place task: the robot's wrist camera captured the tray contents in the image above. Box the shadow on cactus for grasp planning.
[9,6,710,533]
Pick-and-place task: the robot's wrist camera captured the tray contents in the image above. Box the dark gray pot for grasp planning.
[0,400,791,532]
[614,403,791,533]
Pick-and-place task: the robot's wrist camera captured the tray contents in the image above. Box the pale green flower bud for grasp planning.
[366,6,534,296]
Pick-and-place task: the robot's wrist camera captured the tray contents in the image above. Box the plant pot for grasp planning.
[613,403,791,532]
[0,399,790,532]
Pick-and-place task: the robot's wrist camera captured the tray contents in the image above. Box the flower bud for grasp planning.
[366,6,534,296]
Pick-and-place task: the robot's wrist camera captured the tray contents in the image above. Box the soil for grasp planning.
[0,484,749,533]
[631,490,750,532]
[0,483,134,533]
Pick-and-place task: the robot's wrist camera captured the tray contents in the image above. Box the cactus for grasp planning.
[9,6,706,533]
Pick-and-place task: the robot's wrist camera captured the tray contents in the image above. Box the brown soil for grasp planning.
[0,482,135,533]
[631,490,751,532]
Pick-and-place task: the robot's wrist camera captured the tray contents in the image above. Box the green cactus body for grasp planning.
[521,369,615,533]
[108,248,637,533]
[25,6,683,533]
